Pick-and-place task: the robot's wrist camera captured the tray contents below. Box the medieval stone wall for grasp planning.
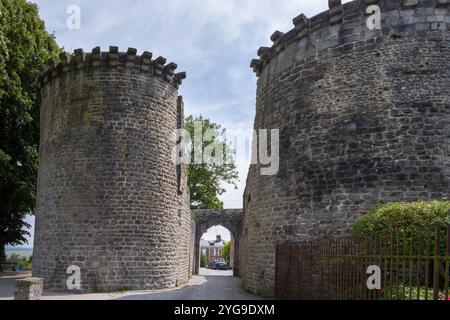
[32,46,191,291]
[243,0,450,297]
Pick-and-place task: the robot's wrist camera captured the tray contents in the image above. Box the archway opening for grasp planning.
[199,226,234,277]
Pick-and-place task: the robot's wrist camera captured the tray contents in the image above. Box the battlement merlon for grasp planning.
[250,0,450,76]
[38,46,186,89]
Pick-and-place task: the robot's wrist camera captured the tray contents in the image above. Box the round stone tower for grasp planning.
[33,46,192,291]
[243,0,450,296]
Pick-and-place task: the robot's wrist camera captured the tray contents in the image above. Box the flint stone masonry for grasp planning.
[193,210,243,276]
[33,46,191,292]
[245,0,450,297]
[14,278,44,300]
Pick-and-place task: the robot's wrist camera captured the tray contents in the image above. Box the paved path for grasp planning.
[0,272,32,299]
[118,269,263,300]
[0,269,263,300]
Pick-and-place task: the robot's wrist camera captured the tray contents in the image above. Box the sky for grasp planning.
[17,0,352,247]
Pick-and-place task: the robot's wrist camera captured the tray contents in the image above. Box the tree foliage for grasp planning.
[222,240,231,262]
[0,0,60,259]
[200,252,207,268]
[185,115,239,209]
[7,253,32,270]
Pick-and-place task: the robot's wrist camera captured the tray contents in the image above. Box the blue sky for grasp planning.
[18,0,352,246]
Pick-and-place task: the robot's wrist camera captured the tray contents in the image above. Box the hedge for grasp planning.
[352,200,450,237]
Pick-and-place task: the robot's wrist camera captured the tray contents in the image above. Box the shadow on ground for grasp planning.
[117,268,263,300]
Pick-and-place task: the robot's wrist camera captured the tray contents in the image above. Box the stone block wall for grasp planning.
[244,0,450,297]
[32,46,191,292]
[15,278,44,300]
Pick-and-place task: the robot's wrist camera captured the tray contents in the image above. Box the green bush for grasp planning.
[352,201,450,236]
[7,253,32,270]
[383,284,445,301]
[352,201,450,290]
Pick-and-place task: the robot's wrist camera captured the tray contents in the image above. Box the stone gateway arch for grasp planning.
[32,0,450,297]
[193,210,243,276]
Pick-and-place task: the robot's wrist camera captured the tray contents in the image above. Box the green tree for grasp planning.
[185,115,239,209]
[200,252,207,268]
[222,241,231,262]
[0,0,60,262]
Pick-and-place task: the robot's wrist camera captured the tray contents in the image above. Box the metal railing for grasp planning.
[275,225,450,300]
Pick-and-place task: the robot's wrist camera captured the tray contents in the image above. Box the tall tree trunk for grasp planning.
[0,243,6,263]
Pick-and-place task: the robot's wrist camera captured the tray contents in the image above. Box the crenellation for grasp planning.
[250,59,263,77]
[164,69,175,82]
[125,47,138,68]
[257,47,273,66]
[329,0,344,25]
[108,45,119,54]
[73,48,86,70]
[165,62,178,74]
[153,56,167,66]
[59,52,71,65]
[174,71,187,88]
[140,51,153,72]
[91,47,101,67]
[107,46,119,67]
[140,51,153,64]
[153,56,167,76]
[250,0,450,77]
[126,47,137,57]
[37,47,185,89]
[293,13,310,39]
[175,71,186,80]
[58,52,71,75]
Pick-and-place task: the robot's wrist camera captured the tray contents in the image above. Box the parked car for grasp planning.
[208,261,218,269]
[216,262,228,270]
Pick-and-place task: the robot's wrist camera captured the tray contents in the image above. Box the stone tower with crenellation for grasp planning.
[32,46,192,291]
[243,0,450,296]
